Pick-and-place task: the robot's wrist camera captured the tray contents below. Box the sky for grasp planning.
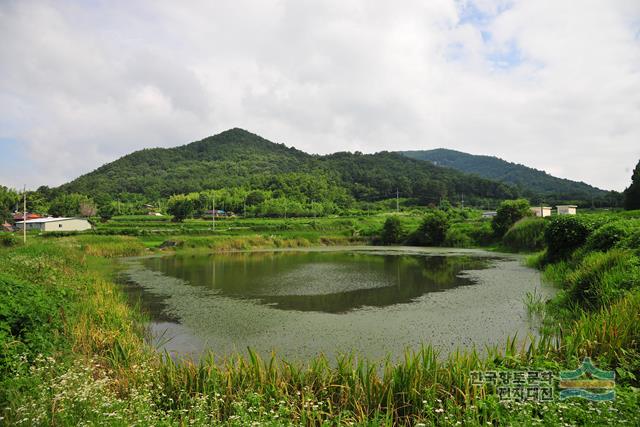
[1,0,639,192]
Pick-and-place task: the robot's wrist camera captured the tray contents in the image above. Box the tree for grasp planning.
[0,186,19,224]
[438,198,452,212]
[245,190,266,206]
[492,199,531,237]
[413,210,450,246]
[167,194,196,222]
[624,159,640,210]
[79,201,98,217]
[49,193,94,217]
[98,204,116,221]
[381,216,403,244]
[26,191,49,214]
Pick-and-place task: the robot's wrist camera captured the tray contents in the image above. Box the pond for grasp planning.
[120,247,552,362]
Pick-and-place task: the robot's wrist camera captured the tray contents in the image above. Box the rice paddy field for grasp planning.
[1,210,639,425]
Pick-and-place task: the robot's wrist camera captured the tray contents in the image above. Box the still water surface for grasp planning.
[121,247,550,362]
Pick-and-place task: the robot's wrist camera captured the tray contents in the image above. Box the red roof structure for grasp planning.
[13,212,41,221]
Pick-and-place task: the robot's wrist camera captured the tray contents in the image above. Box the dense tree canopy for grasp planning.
[624,159,640,210]
[167,194,197,222]
[402,148,612,206]
[381,216,404,244]
[492,199,532,238]
[49,193,96,218]
[411,210,450,246]
[0,186,19,224]
[55,128,519,207]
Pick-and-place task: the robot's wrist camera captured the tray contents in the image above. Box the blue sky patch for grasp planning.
[486,40,523,69]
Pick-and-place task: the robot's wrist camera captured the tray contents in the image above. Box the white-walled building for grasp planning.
[556,205,578,215]
[15,217,92,232]
[530,206,552,217]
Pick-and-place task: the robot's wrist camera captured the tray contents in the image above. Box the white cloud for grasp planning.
[0,0,639,191]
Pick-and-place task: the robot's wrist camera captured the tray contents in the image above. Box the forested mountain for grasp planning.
[57,128,518,206]
[400,149,613,205]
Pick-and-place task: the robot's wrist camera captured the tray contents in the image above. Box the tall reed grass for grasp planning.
[2,228,640,425]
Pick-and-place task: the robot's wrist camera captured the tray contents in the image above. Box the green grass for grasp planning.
[1,210,640,425]
[502,217,547,252]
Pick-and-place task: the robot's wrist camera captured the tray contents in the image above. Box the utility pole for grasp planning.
[396,188,399,213]
[212,194,215,231]
[461,193,464,209]
[23,185,26,244]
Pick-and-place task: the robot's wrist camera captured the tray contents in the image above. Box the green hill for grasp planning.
[401,148,611,204]
[58,129,518,206]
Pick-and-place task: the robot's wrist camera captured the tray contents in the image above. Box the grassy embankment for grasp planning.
[1,211,639,425]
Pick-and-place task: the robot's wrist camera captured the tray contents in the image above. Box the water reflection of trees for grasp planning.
[143,252,497,313]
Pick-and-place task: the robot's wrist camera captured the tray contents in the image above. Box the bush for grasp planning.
[565,250,640,310]
[411,210,449,246]
[544,215,603,261]
[586,220,637,252]
[443,227,473,247]
[0,273,66,373]
[440,221,495,247]
[502,217,547,252]
[0,234,17,247]
[167,194,197,222]
[380,216,404,245]
[98,204,116,221]
[619,229,640,251]
[491,199,531,238]
[468,221,495,246]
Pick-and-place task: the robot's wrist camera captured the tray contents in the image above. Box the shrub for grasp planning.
[619,229,640,251]
[544,215,604,261]
[468,221,495,246]
[0,233,17,247]
[502,217,547,252]
[98,204,116,221]
[0,273,66,373]
[565,250,640,310]
[167,194,199,222]
[380,216,404,245]
[440,221,494,247]
[443,227,473,247]
[586,220,637,252]
[411,210,449,246]
[491,199,531,238]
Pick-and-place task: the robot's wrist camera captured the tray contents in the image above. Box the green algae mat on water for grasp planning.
[120,247,553,362]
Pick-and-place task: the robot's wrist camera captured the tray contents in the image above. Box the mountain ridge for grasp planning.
[400,148,609,203]
[57,128,518,205]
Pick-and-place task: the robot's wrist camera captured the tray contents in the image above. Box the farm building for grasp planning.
[482,211,497,218]
[2,222,13,232]
[556,205,577,215]
[13,212,41,221]
[15,217,92,232]
[204,209,228,217]
[530,206,552,217]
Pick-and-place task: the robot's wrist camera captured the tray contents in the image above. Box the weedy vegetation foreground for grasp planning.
[1,210,639,425]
